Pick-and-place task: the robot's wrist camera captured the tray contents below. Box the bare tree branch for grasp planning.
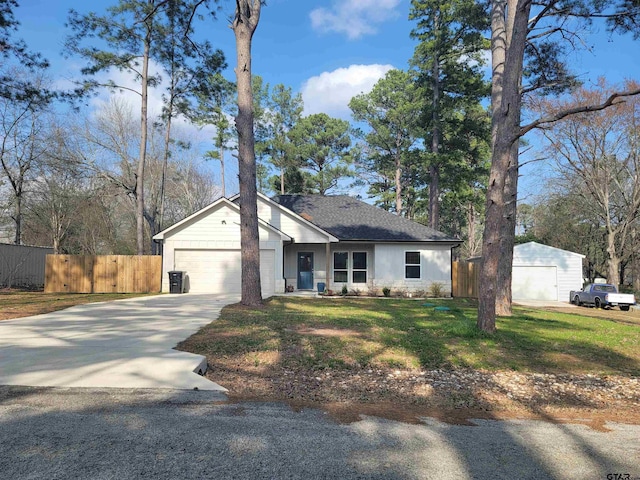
[520,87,640,137]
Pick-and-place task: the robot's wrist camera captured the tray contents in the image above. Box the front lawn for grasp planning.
[180,297,640,376]
[0,291,158,320]
[179,296,640,422]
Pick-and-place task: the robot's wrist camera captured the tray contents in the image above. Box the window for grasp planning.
[405,251,421,279]
[334,252,348,282]
[352,252,367,283]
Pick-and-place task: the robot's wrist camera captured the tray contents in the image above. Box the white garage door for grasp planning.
[174,249,275,295]
[512,266,558,301]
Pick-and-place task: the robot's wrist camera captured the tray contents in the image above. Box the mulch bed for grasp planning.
[206,361,640,430]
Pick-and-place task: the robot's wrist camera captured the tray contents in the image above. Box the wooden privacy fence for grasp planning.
[452,261,479,298]
[45,255,162,293]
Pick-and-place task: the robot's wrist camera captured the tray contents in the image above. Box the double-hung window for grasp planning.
[333,251,367,283]
[405,251,421,279]
[352,252,367,283]
[334,252,348,282]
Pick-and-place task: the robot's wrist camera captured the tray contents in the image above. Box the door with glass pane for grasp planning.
[297,252,314,289]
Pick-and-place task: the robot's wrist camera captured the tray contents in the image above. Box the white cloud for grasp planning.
[310,0,402,40]
[459,49,492,70]
[88,60,165,120]
[85,60,215,142]
[301,64,394,118]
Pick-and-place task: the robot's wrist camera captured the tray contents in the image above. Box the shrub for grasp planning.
[341,284,348,296]
[349,288,362,296]
[393,288,408,298]
[382,286,391,297]
[429,282,445,298]
[413,289,426,298]
[366,282,379,297]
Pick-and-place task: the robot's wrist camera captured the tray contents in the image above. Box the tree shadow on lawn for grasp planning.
[179,296,640,380]
[501,309,640,376]
[176,296,640,466]
[536,306,640,327]
[183,299,640,375]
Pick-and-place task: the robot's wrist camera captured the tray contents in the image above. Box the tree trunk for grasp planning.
[429,164,439,229]
[466,203,479,257]
[220,147,226,197]
[633,230,640,292]
[478,0,530,333]
[136,20,151,256]
[233,0,262,307]
[606,231,621,286]
[429,46,441,231]
[280,167,285,195]
[159,96,174,238]
[394,148,402,215]
[13,194,21,245]
[496,145,519,316]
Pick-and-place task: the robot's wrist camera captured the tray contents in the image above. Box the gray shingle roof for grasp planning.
[272,195,460,242]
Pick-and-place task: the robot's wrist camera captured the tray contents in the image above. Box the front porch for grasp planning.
[282,242,453,295]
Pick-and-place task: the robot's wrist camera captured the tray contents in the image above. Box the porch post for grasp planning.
[326,243,331,292]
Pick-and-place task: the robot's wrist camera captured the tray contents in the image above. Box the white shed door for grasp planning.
[174,249,275,295]
[512,266,558,301]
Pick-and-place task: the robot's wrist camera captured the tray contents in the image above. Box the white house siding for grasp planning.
[512,242,584,302]
[256,196,331,244]
[160,203,284,294]
[373,243,453,294]
[284,244,327,290]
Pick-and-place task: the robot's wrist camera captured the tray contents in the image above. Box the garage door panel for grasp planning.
[174,249,274,295]
[512,266,557,301]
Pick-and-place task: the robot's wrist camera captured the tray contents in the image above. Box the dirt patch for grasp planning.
[206,362,640,430]
[287,326,362,337]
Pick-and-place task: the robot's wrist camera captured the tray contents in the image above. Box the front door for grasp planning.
[297,252,314,290]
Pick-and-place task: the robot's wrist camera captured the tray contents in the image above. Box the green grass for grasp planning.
[179,297,640,376]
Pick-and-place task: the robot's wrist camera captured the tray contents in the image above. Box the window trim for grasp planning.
[352,251,367,284]
[405,250,421,280]
[333,251,348,283]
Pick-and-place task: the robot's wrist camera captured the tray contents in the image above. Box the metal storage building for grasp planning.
[512,242,585,302]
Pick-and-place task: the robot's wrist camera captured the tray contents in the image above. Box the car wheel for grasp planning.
[620,305,630,311]
[574,295,581,306]
[595,298,602,309]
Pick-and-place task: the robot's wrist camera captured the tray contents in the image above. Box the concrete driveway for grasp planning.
[0,294,235,392]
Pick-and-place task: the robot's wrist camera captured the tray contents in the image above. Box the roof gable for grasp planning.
[514,241,585,259]
[152,197,291,241]
[272,195,460,243]
[230,192,339,243]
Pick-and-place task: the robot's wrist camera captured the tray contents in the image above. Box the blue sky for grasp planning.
[12,0,640,200]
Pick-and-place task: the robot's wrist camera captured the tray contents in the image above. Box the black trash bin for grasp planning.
[168,271,185,294]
